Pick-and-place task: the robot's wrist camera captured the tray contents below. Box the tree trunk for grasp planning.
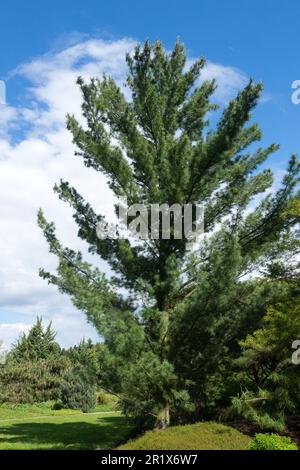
[156,403,170,429]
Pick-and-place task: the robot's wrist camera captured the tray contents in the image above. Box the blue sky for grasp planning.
[0,0,299,348]
[1,1,300,165]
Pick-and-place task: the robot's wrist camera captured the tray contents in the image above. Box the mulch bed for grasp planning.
[229,416,300,449]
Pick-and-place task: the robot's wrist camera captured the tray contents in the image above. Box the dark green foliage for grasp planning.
[249,433,297,450]
[8,317,60,363]
[37,39,300,427]
[232,283,300,430]
[65,339,104,385]
[231,200,300,430]
[0,356,71,403]
[0,318,71,404]
[61,369,97,412]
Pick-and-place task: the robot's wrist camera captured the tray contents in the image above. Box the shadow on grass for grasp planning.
[0,416,132,450]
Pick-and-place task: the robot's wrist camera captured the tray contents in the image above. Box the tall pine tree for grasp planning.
[38,40,299,428]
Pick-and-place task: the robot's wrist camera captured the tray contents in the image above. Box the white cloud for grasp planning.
[201,61,248,103]
[0,323,31,350]
[0,37,249,348]
[185,57,248,104]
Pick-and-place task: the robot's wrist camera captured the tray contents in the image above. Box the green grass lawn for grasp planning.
[0,401,117,420]
[118,422,252,450]
[0,403,132,449]
[0,403,251,450]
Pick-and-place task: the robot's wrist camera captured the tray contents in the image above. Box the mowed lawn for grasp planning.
[0,403,132,450]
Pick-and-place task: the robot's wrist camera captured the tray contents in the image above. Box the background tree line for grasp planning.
[0,318,106,412]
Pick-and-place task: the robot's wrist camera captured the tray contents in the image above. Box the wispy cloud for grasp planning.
[201,61,248,103]
[0,323,31,350]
